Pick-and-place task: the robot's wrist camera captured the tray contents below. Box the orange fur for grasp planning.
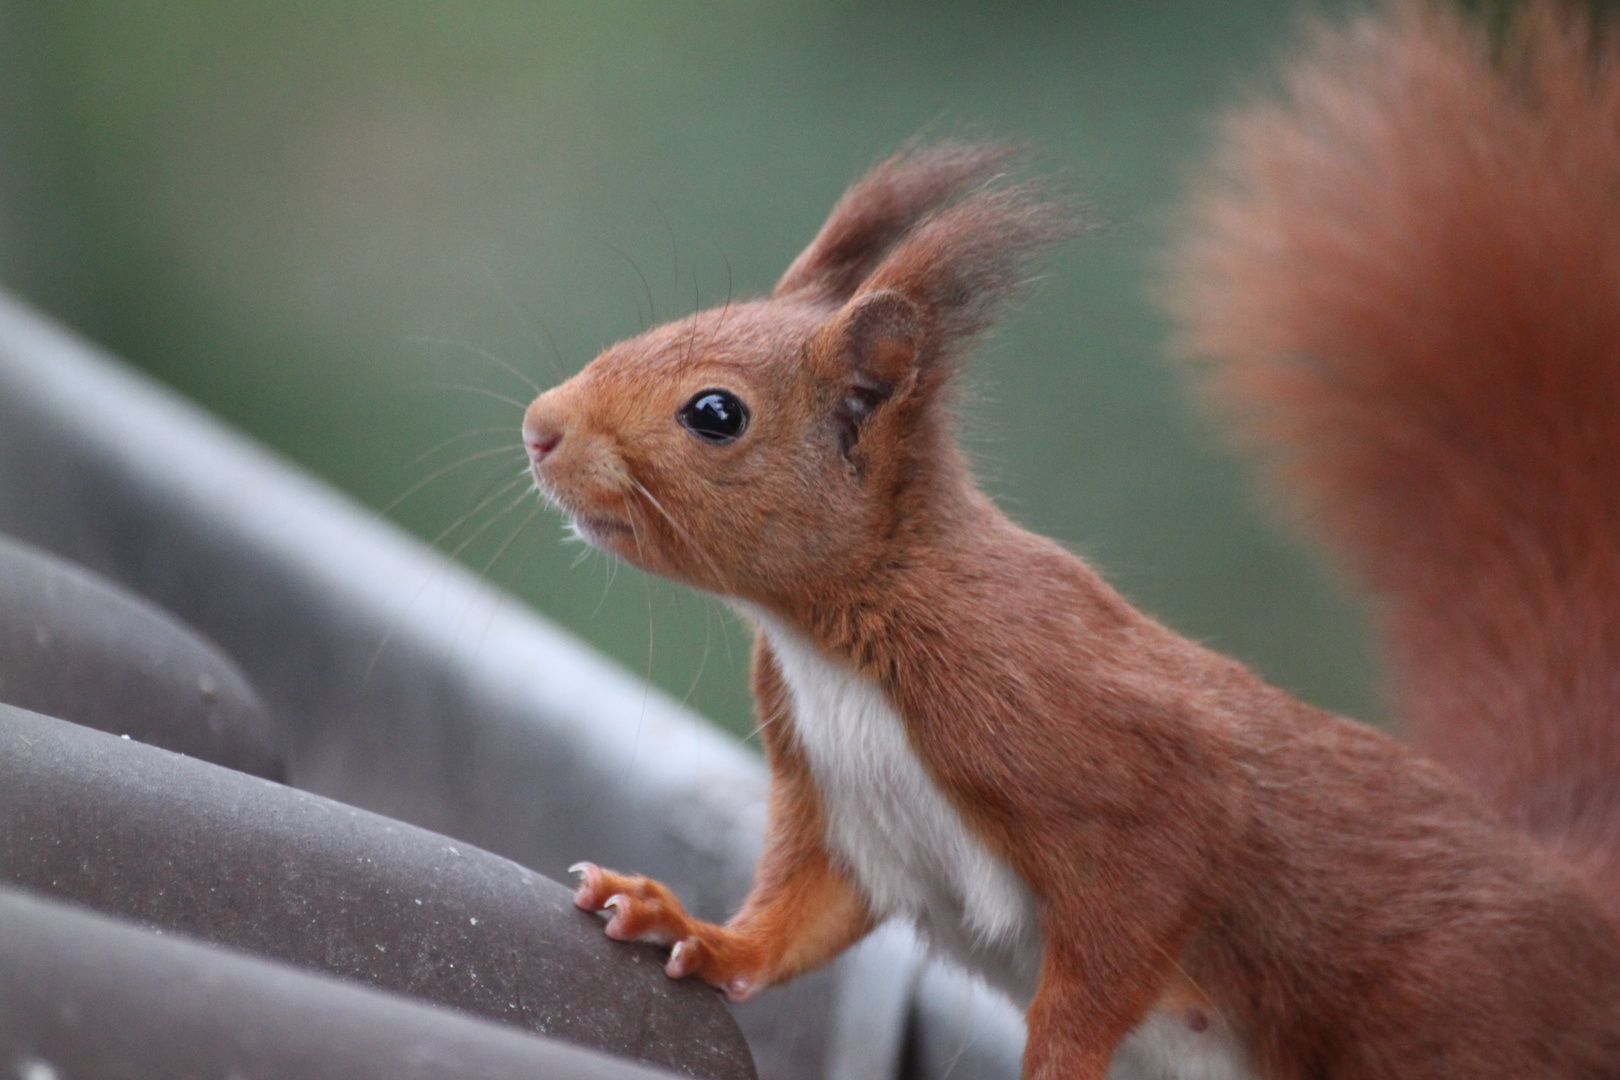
[526,8,1620,1074]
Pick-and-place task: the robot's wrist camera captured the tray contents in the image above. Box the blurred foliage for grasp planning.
[0,0,1390,740]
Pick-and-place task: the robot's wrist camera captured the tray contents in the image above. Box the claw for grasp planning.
[723,976,757,1004]
[602,894,633,940]
[666,939,698,978]
[571,863,605,911]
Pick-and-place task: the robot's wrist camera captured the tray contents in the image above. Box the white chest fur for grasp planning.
[754,614,1043,1003]
[753,614,1257,1080]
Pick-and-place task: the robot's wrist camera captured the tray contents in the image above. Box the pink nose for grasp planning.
[522,417,562,465]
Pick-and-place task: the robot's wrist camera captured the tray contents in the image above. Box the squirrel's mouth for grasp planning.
[568,513,636,547]
[531,479,637,549]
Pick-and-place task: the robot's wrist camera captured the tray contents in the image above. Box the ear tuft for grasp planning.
[775,141,1028,303]
[859,181,1081,356]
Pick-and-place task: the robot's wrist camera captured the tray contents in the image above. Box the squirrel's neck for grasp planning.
[751,466,1137,679]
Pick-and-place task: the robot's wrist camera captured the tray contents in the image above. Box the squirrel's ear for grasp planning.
[836,289,921,388]
[817,289,922,457]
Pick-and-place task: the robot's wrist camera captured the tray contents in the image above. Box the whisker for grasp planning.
[678,589,715,708]
[441,483,539,572]
[466,502,549,661]
[683,307,697,369]
[650,197,679,291]
[483,264,569,382]
[534,317,572,381]
[628,477,735,596]
[407,335,542,395]
[380,444,526,520]
[590,542,622,619]
[421,469,534,570]
[478,501,544,583]
[747,708,789,745]
[692,244,737,365]
[608,243,658,330]
[457,461,533,521]
[622,493,658,781]
[452,500,544,648]
[408,426,519,469]
[426,382,530,411]
[365,472,535,681]
[718,243,734,328]
[718,598,739,670]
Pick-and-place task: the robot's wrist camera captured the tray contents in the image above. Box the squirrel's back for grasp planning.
[1171,0,1620,912]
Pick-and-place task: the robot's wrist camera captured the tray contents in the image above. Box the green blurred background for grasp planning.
[0,0,1384,740]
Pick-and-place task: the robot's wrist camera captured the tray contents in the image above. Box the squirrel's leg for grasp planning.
[1020,880,1185,1080]
[572,639,871,1003]
[571,838,864,1003]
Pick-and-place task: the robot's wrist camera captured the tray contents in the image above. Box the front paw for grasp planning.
[568,861,763,1002]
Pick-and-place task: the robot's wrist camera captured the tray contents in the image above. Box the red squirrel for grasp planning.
[521,2,1620,1076]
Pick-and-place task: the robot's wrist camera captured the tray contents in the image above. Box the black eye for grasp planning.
[678,389,749,443]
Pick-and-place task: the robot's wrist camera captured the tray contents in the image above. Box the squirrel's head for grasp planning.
[523,142,1074,603]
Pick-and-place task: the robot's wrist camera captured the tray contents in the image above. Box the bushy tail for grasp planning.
[1170,0,1620,907]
